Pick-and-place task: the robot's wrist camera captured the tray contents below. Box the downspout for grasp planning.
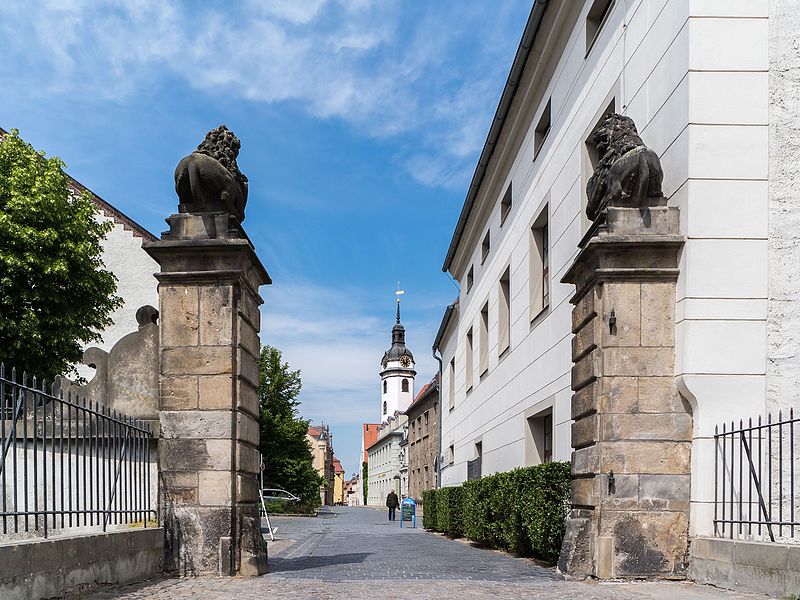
[432,345,443,489]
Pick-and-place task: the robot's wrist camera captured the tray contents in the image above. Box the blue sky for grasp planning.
[0,0,531,479]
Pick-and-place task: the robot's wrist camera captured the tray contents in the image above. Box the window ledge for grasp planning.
[530,304,551,330]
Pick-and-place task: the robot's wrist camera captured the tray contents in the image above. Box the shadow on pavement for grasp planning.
[268,552,372,573]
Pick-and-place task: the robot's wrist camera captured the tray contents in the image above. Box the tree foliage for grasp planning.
[258,345,322,508]
[0,129,121,380]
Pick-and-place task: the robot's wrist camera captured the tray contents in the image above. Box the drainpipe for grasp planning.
[432,346,443,489]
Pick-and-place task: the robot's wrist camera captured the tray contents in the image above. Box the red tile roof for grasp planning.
[362,423,380,463]
[333,457,345,474]
[407,373,439,411]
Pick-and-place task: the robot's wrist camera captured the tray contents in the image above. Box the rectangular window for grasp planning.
[500,184,512,225]
[448,357,455,410]
[479,302,489,376]
[526,409,554,465]
[529,207,550,320]
[481,231,490,264]
[466,265,474,293]
[586,0,615,55]
[533,98,551,160]
[498,267,511,356]
[449,444,455,465]
[465,328,474,392]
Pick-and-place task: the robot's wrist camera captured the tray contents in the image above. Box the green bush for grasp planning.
[436,486,465,538]
[422,489,438,531]
[520,461,571,562]
[433,463,571,563]
[264,500,317,515]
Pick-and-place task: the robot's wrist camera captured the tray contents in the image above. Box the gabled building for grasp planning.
[0,127,159,381]
[332,457,345,505]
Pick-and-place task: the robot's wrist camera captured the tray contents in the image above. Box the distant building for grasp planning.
[332,456,345,505]
[366,300,415,506]
[405,374,439,502]
[344,474,361,506]
[359,423,379,504]
[306,424,334,506]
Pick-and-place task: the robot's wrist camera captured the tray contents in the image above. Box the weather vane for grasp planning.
[395,282,405,322]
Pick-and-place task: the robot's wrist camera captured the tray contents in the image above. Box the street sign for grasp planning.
[400,497,416,528]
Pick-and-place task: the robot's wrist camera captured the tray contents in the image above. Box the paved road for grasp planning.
[88,506,760,599]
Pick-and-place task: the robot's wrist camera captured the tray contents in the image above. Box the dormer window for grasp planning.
[402,379,409,393]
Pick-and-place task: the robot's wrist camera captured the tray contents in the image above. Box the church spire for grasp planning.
[395,283,404,324]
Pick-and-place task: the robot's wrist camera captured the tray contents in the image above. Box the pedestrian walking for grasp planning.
[386,490,399,521]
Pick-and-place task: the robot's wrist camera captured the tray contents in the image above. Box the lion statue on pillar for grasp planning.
[174,125,249,222]
[585,113,663,221]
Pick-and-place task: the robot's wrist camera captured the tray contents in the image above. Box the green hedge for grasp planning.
[422,489,438,531]
[421,462,570,563]
[435,486,464,538]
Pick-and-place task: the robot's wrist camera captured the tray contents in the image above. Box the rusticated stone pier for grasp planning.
[558,205,691,579]
[144,213,270,576]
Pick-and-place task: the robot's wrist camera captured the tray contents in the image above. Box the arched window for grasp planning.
[402,379,409,392]
[383,400,387,414]
[383,380,387,394]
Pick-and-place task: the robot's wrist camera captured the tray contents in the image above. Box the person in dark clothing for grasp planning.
[386,490,399,521]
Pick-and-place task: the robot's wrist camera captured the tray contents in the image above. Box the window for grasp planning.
[586,0,614,55]
[529,206,549,320]
[526,408,554,465]
[424,410,429,436]
[448,444,455,465]
[498,267,511,356]
[383,380,387,394]
[534,98,551,160]
[448,357,455,411]
[465,328,474,391]
[401,378,409,393]
[383,400,387,415]
[500,184,512,225]
[466,266,474,293]
[479,302,489,376]
[481,231,490,264]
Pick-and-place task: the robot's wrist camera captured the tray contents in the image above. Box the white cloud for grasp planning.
[0,0,524,191]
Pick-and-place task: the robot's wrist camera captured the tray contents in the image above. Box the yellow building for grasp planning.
[306,425,334,505]
[332,457,345,505]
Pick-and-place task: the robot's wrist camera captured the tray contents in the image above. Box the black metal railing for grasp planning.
[1,363,156,539]
[714,409,799,541]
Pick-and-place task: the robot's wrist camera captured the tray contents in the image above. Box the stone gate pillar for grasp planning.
[143,126,270,576]
[557,205,691,579]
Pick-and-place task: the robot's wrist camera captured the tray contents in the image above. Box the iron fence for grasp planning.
[1,363,156,539]
[714,409,799,541]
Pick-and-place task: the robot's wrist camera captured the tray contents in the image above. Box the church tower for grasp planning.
[379,293,415,422]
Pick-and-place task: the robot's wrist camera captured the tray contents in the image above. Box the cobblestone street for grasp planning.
[87,507,762,599]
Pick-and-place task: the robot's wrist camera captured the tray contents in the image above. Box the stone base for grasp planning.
[162,504,266,577]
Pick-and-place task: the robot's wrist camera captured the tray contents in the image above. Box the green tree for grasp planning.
[258,345,322,508]
[0,130,120,380]
[362,461,368,505]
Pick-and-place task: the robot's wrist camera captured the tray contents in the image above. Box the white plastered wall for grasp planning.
[76,215,159,382]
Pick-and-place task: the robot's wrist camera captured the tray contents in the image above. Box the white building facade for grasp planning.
[437,0,797,549]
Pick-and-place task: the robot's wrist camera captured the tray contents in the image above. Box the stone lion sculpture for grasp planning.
[174,125,249,222]
[585,113,663,221]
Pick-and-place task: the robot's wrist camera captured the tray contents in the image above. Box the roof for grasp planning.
[441,0,550,274]
[362,423,380,462]
[332,457,345,474]
[406,373,439,413]
[0,127,157,243]
[433,299,459,353]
